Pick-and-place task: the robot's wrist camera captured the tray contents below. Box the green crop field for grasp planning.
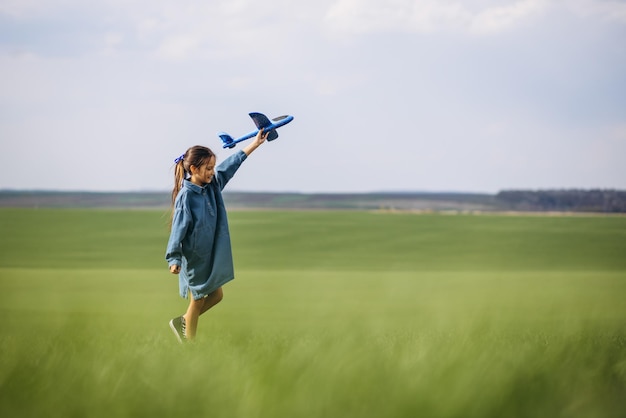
[0,208,625,417]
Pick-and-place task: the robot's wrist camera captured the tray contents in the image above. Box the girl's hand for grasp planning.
[170,264,181,274]
[255,128,270,145]
[242,129,270,156]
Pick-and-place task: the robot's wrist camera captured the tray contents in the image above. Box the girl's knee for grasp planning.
[213,287,223,303]
[199,288,223,314]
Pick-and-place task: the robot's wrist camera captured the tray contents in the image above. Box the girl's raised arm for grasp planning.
[242,129,269,156]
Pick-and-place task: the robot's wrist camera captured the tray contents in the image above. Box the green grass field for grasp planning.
[0,209,625,417]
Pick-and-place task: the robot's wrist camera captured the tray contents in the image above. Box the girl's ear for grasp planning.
[189,165,197,175]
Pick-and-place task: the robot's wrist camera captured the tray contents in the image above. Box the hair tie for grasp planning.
[174,154,185,164]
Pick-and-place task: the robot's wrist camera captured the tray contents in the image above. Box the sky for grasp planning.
[1,0,625,193]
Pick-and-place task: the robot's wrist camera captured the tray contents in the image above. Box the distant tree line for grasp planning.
[495,189,626,213]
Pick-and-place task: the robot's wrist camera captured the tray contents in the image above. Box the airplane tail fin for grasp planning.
[218,132,236,148]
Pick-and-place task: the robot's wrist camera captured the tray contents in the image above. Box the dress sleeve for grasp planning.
[165,197,192,266]
[214,150,247,191]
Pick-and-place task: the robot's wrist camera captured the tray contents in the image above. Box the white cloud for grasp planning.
[313,73,370,96]
[323,0,626,36]
[226,75,253,91]
[324,0,470,34]
[469,0,547,34]
[118,0,309,61]
[155,34,202,61]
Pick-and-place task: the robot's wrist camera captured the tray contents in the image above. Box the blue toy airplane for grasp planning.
[218,112,294,149]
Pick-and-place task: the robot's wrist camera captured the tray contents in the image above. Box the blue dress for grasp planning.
[165,150,247,300]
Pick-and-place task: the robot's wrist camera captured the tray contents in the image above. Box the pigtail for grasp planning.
[170,155,186,227]
[172,160,186,206]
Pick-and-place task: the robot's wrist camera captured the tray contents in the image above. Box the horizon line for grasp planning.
[0,188,624,195]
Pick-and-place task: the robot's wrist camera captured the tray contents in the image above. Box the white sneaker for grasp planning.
[169,316,186,343]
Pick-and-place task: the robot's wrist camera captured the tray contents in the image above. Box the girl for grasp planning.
[166,129,269,342]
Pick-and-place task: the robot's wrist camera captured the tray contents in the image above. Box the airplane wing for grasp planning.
[249,112,279,141]
[249,113,272,129]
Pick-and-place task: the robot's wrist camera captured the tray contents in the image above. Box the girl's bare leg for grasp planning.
[200,287,223,315]
[183,297,203,340]
[183,287,223,340]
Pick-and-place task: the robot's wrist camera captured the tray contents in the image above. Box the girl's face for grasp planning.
[189,156,216,186]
